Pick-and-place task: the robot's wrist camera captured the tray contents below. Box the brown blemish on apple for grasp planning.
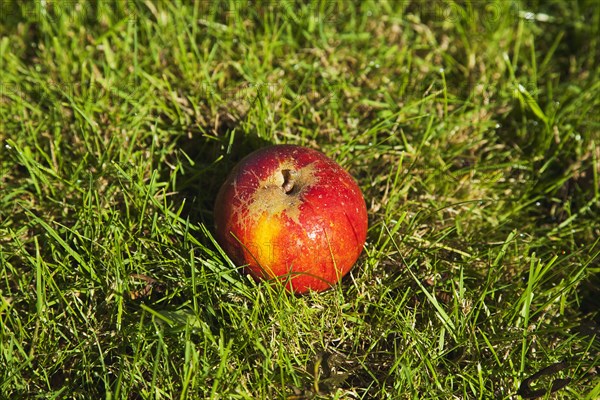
[243,161,319,225]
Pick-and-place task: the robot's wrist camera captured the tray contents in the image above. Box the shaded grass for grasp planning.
[1,0,599,398]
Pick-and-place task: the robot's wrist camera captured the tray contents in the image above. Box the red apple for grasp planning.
[214,144,368,293]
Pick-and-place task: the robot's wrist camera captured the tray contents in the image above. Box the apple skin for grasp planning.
[214,144,368,293]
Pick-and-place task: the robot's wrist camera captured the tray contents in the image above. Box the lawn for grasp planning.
[0,0,599,398]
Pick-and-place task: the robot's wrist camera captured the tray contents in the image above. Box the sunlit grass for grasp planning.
[1,0,599,398]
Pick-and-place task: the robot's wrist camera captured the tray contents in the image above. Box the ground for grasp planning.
[0,0,599,399]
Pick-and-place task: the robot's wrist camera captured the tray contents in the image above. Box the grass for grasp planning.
[0,0,599,398]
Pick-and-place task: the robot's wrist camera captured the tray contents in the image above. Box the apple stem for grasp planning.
[281,169,296,194]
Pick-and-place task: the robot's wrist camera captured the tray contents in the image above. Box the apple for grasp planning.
[214,144,368,293]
